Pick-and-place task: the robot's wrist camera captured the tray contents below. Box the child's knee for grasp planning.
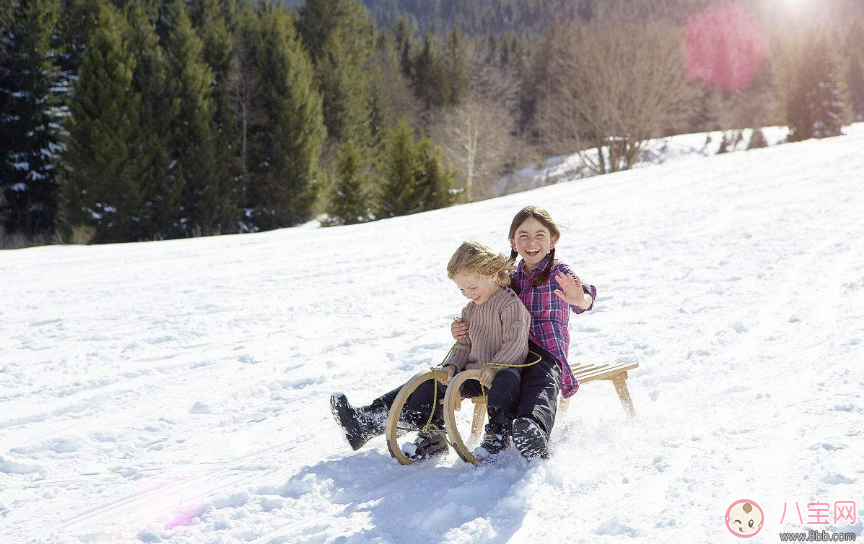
[493,368,521,389]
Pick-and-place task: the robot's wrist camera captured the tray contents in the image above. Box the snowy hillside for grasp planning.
[2,130,864,544]
[497,126,792,195]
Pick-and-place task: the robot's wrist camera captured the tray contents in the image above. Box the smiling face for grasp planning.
[725,500,764,538]
[452,272,499,305]
[510,217,558,271]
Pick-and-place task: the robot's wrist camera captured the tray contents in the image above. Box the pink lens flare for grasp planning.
[164,503,207,530]
[684,2,769,91]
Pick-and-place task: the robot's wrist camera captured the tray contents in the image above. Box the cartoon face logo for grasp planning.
[725,499,764,538]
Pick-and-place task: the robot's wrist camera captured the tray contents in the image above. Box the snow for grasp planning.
[498,126,793,195]
[2,129,864,544]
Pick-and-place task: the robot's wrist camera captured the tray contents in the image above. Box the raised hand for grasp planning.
[553,272,586,307]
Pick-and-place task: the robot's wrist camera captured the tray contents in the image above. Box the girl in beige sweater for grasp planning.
[331,241,531,461]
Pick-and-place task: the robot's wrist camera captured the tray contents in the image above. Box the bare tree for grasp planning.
[430,47,522,200]
[546,18,698,174]
[227,40,263,186]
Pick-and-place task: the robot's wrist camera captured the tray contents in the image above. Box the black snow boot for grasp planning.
[473,408,511,461]
[512,416,549,460]
[473,425,510,463]
[401,430,449,461]
[330,393,386,451]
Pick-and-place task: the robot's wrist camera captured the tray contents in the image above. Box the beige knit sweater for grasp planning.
[444,287,531,374]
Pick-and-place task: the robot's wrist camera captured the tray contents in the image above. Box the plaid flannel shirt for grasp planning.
[511,254,597,398]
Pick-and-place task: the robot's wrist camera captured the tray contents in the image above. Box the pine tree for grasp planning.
[56,0,103,76]
[378,119,418,218]
[844,17,864,122]
[323,141,370,226]
[60,4,142,243]
[366,60,392,151]
[0,0,64,237]
[415,134,456,211]
[848,54,864,121]
[245,4,325,231]
[377,118,455,218]
[786,30,848,142]
[316,26,372,143]
[125,4,178,239]
[162,0,222,235]
[412,33,446,110]
[393,16,414,78]
[441,28,469,107]
[297,0,374,66]
[190,0,242,232]
[297,0,376,146]
[0,2,14,33]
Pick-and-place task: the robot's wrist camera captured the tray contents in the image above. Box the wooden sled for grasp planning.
[386,362,639,466]
[465,361,639,444]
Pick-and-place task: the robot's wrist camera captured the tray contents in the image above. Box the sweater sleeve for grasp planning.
[487,298,530,369]
[557,262,596,314]
[444,305,471,371]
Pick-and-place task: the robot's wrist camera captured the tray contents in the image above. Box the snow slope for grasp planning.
[2,131,863,544]
[496,126,792,195]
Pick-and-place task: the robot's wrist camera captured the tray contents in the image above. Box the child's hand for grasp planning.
[451,318,469,340]
[438,364,456,385]
[554,272,587,307]
[479,367,496,388]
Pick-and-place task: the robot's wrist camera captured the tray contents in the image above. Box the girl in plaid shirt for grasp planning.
[331,206,595,462]
[453,206,596,459]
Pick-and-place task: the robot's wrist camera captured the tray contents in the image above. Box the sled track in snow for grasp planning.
[48,438,310,538]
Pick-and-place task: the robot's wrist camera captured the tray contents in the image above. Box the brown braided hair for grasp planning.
[508,206,561,292]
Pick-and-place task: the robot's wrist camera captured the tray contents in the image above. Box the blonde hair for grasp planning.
[447,241,514,287]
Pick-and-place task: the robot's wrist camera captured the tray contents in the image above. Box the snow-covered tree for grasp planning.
[0,0,65,237]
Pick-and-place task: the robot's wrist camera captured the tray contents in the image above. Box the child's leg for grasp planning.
[486,368,521,429]
[330,384,405,451]
[355,385,405,434]
[513,351,561,436]
[459,378,483,398]
[366,386,402,418]
[402,379,447,429]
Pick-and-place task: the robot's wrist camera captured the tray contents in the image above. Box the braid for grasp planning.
[508,249,520,294]
[532,247,556,287]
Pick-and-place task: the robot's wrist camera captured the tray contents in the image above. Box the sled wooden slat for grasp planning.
[574,364,638,382]
[572,363,612,374]
[467,361,638,441]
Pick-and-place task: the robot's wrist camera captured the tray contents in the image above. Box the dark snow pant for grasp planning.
[515,341,562,437]
[362,366,523,434]
[457,368,521,432]
[361,380,447,432]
